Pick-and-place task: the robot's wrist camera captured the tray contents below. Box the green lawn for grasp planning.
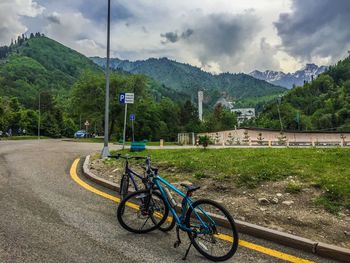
[114,141,178,146]
[67,137,105,143]
[110,148,350,212]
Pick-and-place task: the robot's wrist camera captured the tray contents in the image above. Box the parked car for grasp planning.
[74,130,88,138]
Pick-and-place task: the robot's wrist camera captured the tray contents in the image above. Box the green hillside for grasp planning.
[90,57,287,106]
[0,34,100,108]
[254,55,350,131]
[0,35,237,138]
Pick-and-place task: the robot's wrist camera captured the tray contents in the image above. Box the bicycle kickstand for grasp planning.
[182,242,192,260]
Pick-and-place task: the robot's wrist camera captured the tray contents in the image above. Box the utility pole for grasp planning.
[277,95,283,131]
[101,0,111,158]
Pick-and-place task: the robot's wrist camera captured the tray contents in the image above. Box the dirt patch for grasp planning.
[89,155,350,249]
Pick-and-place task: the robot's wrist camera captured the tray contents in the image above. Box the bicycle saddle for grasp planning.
[180,183,200,193]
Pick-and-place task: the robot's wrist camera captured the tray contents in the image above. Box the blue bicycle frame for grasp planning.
[153,175,217,234]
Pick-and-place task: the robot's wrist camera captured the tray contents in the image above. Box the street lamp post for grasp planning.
[101,0,111,158]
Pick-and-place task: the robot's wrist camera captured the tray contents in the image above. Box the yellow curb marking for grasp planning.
[70,158,314,263]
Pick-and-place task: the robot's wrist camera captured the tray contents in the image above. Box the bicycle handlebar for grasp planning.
[108,154,146,160]
[108,154,157,174]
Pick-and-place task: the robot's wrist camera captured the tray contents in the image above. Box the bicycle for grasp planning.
[116,156,239,261]
[109,154,175,232]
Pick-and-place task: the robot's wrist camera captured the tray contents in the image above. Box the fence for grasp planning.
[177,132,196,145]
[196,128,350,147]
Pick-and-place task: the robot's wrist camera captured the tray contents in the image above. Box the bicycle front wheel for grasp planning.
[119,174,129,200]
[117,190,169,234]
[185,199,239,261]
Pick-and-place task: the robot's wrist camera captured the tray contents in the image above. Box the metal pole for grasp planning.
[38,92,40,140]
[122,104,128,149]
[101,0,111,158]
[132,119,134,142]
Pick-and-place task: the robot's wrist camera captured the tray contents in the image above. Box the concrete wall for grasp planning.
[198,128,350,146]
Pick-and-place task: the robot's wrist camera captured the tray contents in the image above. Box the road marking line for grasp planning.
[70,158,314,263]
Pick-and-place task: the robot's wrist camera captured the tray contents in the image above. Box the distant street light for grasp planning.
[101,0,111,158]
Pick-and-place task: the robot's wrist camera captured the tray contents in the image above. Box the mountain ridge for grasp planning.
[91,56,287,106]
[250,63,328,89]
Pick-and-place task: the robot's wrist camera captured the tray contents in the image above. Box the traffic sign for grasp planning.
[84,120,90,126]
[130,114,135,121]
[119,93,134,104]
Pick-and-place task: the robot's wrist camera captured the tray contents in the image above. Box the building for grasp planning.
[198,91,203,121]
[231,108,255,124]
[214,97,234,110]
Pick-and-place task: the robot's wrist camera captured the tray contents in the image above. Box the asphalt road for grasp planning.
[0,140,340,263]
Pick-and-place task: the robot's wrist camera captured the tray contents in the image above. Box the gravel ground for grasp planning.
[90,155,350,249]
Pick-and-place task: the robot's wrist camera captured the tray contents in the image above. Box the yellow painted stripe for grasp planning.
[70,158,314,263]
[70,158,120,203]
[239,240,314,263]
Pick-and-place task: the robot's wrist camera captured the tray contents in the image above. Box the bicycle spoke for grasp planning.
[185,200,238,261]
[117,190,168,234]
[139,216,151,230]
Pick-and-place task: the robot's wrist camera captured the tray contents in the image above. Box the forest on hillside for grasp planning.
[0,34,236,140]
[250,55,350,132]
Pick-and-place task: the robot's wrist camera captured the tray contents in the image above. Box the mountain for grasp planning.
[250,64,328,89]
[91,57,287,106]
[255,55,350,131]
[0,34,101,108]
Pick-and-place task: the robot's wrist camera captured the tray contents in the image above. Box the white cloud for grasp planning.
[0,0,44,45]
[43,11,106,57]
[3,0,348,73]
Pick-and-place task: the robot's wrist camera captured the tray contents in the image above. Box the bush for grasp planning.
[198,135,211,149]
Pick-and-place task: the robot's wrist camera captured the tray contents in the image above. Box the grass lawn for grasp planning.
[68,137,105,143]
[114,141,178,146]
[109,148,350,212]
[70,138,177,145]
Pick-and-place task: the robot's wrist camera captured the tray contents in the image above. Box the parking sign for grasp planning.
[119,93,134,104]
[119,93,125,104]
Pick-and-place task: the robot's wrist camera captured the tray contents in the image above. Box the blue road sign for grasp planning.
[130,114,135,121]
[119,93,125,104]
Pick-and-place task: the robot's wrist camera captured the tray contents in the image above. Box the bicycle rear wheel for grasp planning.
[157,213,176,232]
[148,190,176,232]
[185,199,239,261]
[120,174,129,200]
[117,190,169,234]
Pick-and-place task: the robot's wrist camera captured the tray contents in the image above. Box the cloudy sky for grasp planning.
[0,0,349,73]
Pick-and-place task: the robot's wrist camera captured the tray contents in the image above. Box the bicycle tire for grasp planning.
[120,174,129,200]
[185,199,239,261]
[117,189,169,234]
[157,214,176,232]
[148,190,176,232]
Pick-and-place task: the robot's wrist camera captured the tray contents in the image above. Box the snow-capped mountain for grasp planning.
[250,64,327,89]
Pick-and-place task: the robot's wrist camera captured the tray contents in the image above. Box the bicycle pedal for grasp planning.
[174,240,181,248]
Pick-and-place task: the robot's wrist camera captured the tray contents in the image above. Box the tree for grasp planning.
[204,103,237,132]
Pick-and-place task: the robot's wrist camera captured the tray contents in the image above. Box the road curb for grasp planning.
[82,155,350,262]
